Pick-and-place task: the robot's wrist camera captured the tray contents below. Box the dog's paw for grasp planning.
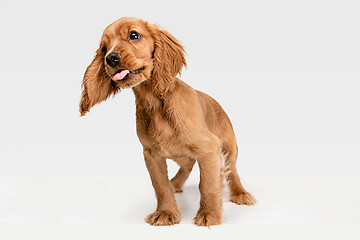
[173,188,183,193]
[170,183,183,193]
[170,180,183,193]
[230,192,256,205]
[145,210,180,226]
[193,210,222,227]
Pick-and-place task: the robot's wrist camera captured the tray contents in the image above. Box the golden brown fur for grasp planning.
[80,17,255,226]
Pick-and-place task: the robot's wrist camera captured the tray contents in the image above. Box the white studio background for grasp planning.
[0,0,360,228]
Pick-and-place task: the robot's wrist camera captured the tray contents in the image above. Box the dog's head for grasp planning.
[79,17,186,116]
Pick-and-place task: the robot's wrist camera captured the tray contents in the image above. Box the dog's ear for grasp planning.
[148,24,186,96]
[79,48,118,116]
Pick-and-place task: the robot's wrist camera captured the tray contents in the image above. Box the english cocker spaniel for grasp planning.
[79,17,255,226]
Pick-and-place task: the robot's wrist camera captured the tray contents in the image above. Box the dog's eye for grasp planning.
[129,31,141,41]
[101,46,107,55]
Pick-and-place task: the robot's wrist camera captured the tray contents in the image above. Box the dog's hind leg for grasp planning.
[224,144,256,205]
[170,157,196,193]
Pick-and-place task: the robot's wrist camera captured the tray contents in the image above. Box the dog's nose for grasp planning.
[106,52,121,67]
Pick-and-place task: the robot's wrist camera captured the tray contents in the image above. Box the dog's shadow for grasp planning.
[121,183,249,224]
[121,184,201,224]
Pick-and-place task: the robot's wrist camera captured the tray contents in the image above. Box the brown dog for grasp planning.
[79,17,255,226]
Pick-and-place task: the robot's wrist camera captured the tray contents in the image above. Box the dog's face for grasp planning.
[79,17,186,116]
[101,18,154,89]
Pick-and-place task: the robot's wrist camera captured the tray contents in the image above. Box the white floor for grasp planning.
[0,175,359,224]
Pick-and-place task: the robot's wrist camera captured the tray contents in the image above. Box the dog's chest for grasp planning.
[135,106,182,156]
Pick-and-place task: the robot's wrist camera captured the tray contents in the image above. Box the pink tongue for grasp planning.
[112,70,130,81]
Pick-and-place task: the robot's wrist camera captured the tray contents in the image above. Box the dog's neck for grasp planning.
[132,78,178,109]
[132,81,163,110]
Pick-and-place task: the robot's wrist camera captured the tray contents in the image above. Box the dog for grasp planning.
[79,17,255,226]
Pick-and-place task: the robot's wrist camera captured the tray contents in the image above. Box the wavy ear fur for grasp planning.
[79,49,118,116]
[148,24,186,96]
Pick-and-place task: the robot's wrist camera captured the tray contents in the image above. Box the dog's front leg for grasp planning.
[193,136,223,226]
[143,148,180,226]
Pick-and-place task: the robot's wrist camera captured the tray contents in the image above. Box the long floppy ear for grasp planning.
[148,24,187,96]
[79,48,118,116]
